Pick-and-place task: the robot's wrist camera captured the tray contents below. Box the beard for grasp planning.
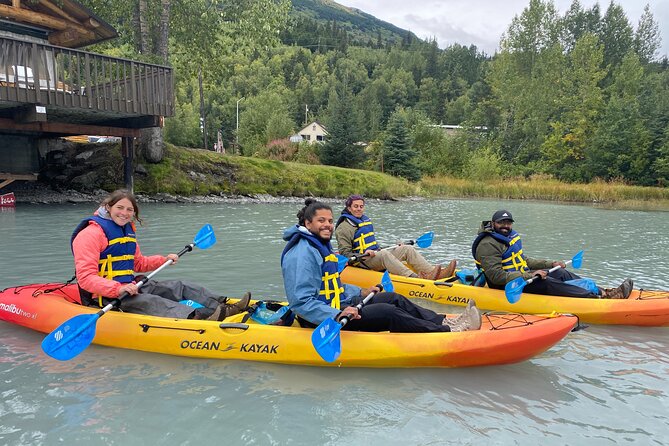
[495,227,511,236]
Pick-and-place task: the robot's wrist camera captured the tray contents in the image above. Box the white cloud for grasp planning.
[336,0,669,58]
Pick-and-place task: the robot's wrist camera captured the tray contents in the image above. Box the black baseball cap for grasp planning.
[492,210,514,222]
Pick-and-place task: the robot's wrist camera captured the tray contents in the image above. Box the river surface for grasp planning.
[0,199,667,445]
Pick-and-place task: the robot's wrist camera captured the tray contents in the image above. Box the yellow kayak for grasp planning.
[340,266,669,327]
[0,283,578,368]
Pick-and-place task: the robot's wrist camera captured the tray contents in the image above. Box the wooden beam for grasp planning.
[49,28,81,46]
[38,0,79,23]
[0,4,94,38]
[100,115,163,129]
[12,0,21,8]
[16,104,47,123]
[0,118,140,137]
[0,173,38,182]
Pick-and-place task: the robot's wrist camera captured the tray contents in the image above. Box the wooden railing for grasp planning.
[0,37,174,117]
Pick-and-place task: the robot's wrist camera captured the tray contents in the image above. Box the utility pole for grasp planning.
[198,66,207,150]
[236,97,244,154]
[305,104,309,125]
[380,145,384,173]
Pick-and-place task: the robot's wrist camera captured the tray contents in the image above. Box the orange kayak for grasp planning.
[0,283,577,368]
[341,266,669,327]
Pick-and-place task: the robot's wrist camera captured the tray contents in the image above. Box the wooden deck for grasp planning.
[0,36,174,122]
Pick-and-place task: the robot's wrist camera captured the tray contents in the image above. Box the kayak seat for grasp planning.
[455,269,487,287]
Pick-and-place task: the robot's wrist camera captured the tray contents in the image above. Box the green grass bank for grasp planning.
[136,145,417,199]
[132,145,669,210]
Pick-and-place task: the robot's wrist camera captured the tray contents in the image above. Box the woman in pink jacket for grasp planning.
[71,189,249,320]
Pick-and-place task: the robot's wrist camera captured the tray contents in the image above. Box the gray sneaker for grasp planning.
[442,299,476,326]
[467,304,482,330]
[446,304,481,332]
[443,312,466,326]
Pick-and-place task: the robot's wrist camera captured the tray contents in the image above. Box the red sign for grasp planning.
[0,192,16,207]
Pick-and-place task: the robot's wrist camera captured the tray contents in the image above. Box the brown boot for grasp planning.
[601,279,633,299]
[191,307,215,320]
[419,265,442,280]
[436,260,457,280]
[214,292,252,320]
[206,303,227,321]
[234,292,252,313]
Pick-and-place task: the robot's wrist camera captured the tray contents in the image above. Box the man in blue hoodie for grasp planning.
[281,198,481,332]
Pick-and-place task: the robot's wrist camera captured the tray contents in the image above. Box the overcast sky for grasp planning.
[336,0,669,58]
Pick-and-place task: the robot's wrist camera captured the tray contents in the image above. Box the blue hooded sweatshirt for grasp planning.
[281,225,362,325]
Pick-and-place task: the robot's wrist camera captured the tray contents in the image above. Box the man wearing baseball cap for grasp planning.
[471,210,633,299]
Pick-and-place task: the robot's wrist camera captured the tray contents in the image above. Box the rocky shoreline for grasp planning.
[7,183,410,205]
[7,183,302,205]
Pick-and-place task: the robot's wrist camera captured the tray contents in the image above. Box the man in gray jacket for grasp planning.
[472,210,632,299]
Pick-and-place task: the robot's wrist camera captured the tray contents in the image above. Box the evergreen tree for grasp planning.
[599,2,634,69]
[382,110,420,181]
[587,53,649,182]
[540,33,605,180]
[424,40,440,79]
[654,127,669,185]
[320,89,364,168]
[417,77,443,122]
[634,4,661,64]
[502,0,560,74]
[561,0,587,52]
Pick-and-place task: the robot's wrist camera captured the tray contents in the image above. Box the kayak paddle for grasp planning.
[311,271,393,363]
[41,224,217,361]
[504,250,584,304]
[336,231,434,270]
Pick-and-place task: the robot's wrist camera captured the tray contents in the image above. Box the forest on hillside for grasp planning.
[84,0,669,186]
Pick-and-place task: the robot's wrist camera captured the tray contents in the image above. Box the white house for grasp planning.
[429,124,488,136]
[298,121,328,144]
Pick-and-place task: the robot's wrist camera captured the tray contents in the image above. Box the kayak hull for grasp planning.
[340,267,669,327]
[0,283,577,368]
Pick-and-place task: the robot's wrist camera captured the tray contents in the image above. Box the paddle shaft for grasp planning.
[349,241,415,263]
[102,243,196,314]
[338,283,383,327]
[525,259,574,286]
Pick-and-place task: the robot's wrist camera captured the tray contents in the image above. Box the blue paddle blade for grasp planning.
[193,224,216,249]
[311,317,343,362]
[41,313,99,361]
[504,277,526,304]
[336,254,350,273]
[380,271,394,293]
[572,250,584,269]
[415,231,434,249]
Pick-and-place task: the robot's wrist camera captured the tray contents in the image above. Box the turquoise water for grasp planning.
[0,199,667,445]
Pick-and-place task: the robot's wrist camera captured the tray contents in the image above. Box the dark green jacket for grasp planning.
[473,221,553,288]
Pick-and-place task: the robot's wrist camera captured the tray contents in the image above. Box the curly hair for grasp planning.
[297,198,332,226]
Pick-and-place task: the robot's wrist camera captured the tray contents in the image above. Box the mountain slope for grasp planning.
[288,0,419,48]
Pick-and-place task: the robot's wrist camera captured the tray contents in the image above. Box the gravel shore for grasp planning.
[6,183,409,205]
